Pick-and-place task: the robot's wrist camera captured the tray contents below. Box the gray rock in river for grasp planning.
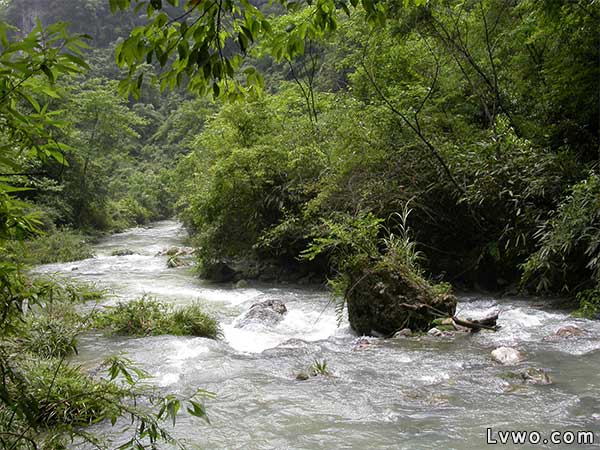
[393,328,413,338]
[235,299,287,328]
[491,347,524,365]
[111,248,135,256]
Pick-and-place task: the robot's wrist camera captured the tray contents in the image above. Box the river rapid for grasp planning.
[35,220,600,449]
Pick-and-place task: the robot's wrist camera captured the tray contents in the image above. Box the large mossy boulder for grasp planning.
[345,258,457,336]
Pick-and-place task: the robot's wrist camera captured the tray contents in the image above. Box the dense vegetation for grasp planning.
[0,0,599,447]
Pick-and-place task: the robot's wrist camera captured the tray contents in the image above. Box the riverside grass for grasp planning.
[95,296,221,339]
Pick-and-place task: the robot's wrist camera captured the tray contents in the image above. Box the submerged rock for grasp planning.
[158,246,195,257]
[345,257,457,336]
[555,325,584,338]
[491,347,524,365]
[111,248,135,256]
[501,368,552,385]
[543,325,585,341]
[235,299,287,328]
[521,368,552,385]
[352,337,378,351]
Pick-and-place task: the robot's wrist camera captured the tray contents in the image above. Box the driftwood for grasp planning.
[452,313,499,332]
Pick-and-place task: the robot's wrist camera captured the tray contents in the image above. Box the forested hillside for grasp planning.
[0,0,599,448]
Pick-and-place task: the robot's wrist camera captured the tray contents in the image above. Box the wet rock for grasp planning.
[203,261,237,282]
[112,248,135,256]
[352,337,377,350]
[158,246,194,257]
[501,368,552,385]
[555,325,584,338]
[235,279,249,288]
[428,327,444,337]
[393,328,412,338]
[163,247,180,256]
[520,368,552,385]
[235,299,287,328]
[345,257,457,336]
[491,347,524,365]
[167,255,187,268]
[427,327,454,338]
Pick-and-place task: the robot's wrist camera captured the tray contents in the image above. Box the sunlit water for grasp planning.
[35,220,600,449]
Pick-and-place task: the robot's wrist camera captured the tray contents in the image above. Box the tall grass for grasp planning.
[96,296,221,339]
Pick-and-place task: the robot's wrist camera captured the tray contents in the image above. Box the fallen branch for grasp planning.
[452,313,499,332]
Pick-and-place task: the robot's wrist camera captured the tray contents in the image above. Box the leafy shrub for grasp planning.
[3,229,94,265]
[522,172,600,293]
[107,196,151,232]
[169,303,222,338]
[573,288,600,319]
[96,296,221,339]
[95,296,168,336]
[23,316,79,358]
[16,358,123,428]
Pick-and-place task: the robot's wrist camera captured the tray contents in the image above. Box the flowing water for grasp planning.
[36,221,600,449]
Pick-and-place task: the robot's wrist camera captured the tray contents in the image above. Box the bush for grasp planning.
[23,315,79,358]
[15,358,123,428]
[0,270,213,450]
[107,196,151,232]
[96,296,221,339]
[3,229,94,265]
[522,172,600,294]
[573,288,600,319]
[303,208,456,334]
[169,303,221,338]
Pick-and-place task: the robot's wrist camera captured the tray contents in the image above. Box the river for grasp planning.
[35,220,600,449]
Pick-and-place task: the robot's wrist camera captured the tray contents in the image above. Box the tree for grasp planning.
[109,0,427,99]
[0,20,89,240]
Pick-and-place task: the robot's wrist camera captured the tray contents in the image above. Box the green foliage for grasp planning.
[23,315,79,358]
[169,303,222,338]
[522,173,600,293]
[573,288,600,319]
[3,228,94,265]
[175,93,326,264]
[0,271,213,450]
[0,20,89,241]
[109,0,426,99]
[310,359,330,376]
[96,296,221,339]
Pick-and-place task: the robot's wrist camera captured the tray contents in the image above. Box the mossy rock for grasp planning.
[346,258,457,336]
[167,256,185,268]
